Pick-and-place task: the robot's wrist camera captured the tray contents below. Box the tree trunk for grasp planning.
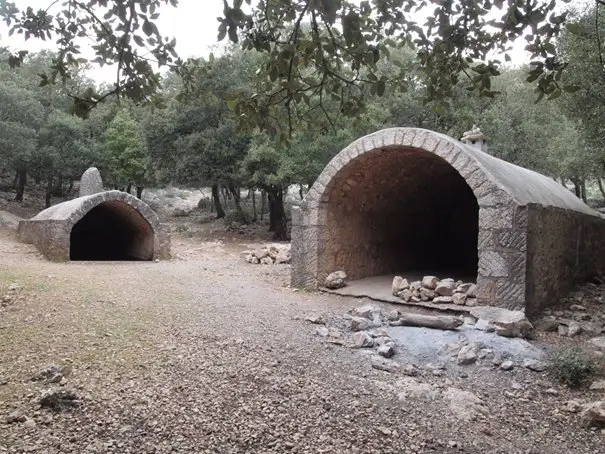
[597,178,605,202]
[136,186,144,199]
[252,189,257,222]
[45,176,53,208]
[389,313,463,331]
[228,184,248,223]
[268,193,276,231]
[260,189,267,221]
[268,187,288,240]
[299,185,305,200]
[12,170,18,189]
[52,176,63,197]
[15,166,26,202]
[211,184,225,218]
[126,183,132,194]
[581,180,587,203]
[571,178,581,198]
[68,181,74,193]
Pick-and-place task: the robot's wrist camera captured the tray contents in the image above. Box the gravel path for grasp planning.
[0,229,603,453]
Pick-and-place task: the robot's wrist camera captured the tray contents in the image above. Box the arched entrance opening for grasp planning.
[70,200,154,261]
[320,146,479,281]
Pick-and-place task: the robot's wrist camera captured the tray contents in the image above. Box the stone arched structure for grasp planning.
[291,128,605,313]
[18,190,170,261]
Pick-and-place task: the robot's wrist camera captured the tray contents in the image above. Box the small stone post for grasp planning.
[79,167,103,197]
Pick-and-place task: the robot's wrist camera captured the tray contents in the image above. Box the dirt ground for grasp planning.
[0,221,604,453]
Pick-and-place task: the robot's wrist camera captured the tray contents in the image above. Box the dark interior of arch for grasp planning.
[70,200,154,261]
[321,145,479,281]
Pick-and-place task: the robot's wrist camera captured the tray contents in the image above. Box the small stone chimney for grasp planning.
[461,125,487,152]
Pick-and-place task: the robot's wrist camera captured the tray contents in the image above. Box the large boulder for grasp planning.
[469,307,534,339]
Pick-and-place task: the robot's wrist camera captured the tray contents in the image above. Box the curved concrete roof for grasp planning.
[29,190,161,228]
[306,127,598,217]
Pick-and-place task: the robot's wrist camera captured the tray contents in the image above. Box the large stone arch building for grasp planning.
[18,190,170,261]
[291,127,605,313]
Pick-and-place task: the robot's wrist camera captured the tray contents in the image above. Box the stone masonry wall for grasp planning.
[525,205,605,314]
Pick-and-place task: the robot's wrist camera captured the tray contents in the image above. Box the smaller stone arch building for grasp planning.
[291,127,605,313]
[18,190,170,261]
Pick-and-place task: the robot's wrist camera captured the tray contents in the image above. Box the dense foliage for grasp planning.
[1,1,604,239]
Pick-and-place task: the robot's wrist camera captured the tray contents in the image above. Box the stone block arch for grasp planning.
[18,191,170,261]
[291,128,605,312]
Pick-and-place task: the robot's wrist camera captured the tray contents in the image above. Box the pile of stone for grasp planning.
[307,304,398,360]
[392,275,477,306]
[243,244,291,265]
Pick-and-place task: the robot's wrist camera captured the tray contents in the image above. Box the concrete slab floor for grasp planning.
[321,273,476,313]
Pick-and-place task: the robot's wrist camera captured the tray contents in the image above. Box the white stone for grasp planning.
[444,387,488,422]
[500,360,514,371]
[466,284,477,298]
[325,271,347,289]
[377,344,395,358]
[392,276,409,295]
[351,331,374,348]
[435,280,456,297]
[421,276,439,290]
[350,317,371,332]
[452,293,467,306]
[457,345,478,365]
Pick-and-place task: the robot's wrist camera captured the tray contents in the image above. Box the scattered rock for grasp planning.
[392,276,409,295]
[5,410,27,424]
[523,359,547,372]
[470,307,533,339]
[500,360,514,371]
[351,305,379,320]
[39,389,81,411]
[444,387,488,422]
[396,377,439,401]
[325,271,347,289]
[474,318,495,332]
[371,356,400,373]
[304,314,325,325]
[589,380,605,390]
[23,418,36,429]
[421,276,439,290]
[562,400,584,413]
[260,257,273,265]
[589,336,605,352]
[377,344,395,358]
[535,315,559,332]
[350,316,372,332]
[465,297,478,307]
[326,328,345,345]
[314,326,329,337]
[467,284,477,298]
[401,364,420,376]
[351,331,374,348]
[580,401,605,428]
[457,345,478,365]
[567,321,582,337]
[558,325,568,336]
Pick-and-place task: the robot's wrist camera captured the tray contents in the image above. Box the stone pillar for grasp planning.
[461,125,488,152]
[79,167,103,197]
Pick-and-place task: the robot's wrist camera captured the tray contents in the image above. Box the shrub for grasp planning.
[549,347,596,388]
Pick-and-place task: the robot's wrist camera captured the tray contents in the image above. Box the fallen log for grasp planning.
[389,313,463,330]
